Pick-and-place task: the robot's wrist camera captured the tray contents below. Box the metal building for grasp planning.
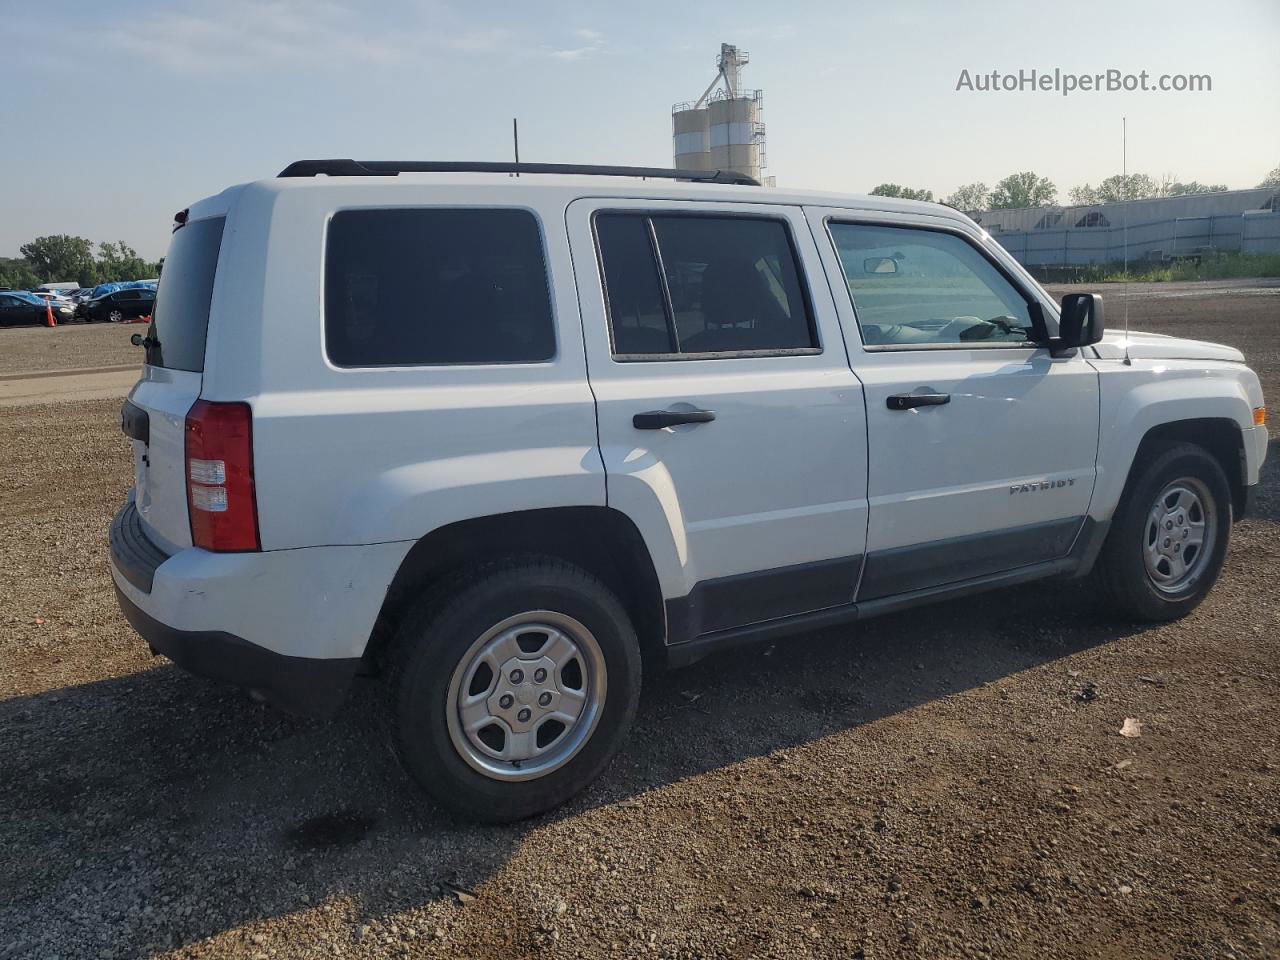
[972,187,1280,267]
[672,43,767,182]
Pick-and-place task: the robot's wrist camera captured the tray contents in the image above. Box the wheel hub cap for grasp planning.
[446,611,606,782]
[1143,478,1214,593]
[486,654,565,733]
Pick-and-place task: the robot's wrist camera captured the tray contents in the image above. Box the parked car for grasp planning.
[28,291,78,322]
[75,283,121,318]
[111,160,1268,822]
[83,287,155,323]
[0,290,68,325]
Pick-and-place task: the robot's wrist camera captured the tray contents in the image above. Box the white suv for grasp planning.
[111,160,1268,821]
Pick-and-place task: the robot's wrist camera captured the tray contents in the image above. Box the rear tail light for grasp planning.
[184,400,260,551]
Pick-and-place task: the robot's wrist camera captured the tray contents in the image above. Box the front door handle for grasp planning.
[633,409,716,430]
[887,393,950,411]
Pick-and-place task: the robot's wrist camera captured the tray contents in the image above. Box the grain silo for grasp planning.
[671,43,767,182]
[672,106,712,171]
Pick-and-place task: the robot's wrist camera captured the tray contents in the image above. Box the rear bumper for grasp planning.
[114,583,359,717]
[109,496,412,717]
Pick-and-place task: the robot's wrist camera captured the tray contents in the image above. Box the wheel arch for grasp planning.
[367,506,667,669]
[1120,417,1247,520]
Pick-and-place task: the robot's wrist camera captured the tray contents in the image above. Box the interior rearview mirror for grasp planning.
[863,257,898,275]
[1055,293,1105,354]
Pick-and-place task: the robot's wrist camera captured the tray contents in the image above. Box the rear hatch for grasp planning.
[125,215,225,552]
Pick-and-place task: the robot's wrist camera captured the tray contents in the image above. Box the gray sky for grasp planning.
[3,0,1277,259]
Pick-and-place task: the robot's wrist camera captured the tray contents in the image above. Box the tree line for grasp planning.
[0,235,162,290]
[869,165,1280,212]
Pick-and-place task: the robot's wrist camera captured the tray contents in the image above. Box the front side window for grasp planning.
[596,212,817,358]
[829,223,1036,348]
[325,208,555,367]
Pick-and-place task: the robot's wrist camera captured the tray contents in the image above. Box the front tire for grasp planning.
[1096,442,1232,621]
[388,558,641,822]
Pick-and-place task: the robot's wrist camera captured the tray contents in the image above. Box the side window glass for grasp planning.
[325,208,556,366]
[596,213,818,359]
[596,215,675,355]
[829,223,1035,347]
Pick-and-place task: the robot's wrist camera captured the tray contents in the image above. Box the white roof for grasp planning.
[186,172,973,226]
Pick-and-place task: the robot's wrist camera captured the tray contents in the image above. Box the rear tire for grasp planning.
[387,558,642,822]
[1095,442,1231,621]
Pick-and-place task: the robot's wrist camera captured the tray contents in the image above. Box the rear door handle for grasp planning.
[633,409,716,430]
[887,393,950,411]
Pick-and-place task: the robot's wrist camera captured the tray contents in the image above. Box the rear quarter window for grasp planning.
[324,208,555,367]
[150,217,225,372]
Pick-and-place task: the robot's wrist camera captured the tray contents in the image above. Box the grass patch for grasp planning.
[1028,251,1280,285]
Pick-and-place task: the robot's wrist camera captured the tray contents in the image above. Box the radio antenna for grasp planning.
[512,118,520,177]
[1122,116,1132,365]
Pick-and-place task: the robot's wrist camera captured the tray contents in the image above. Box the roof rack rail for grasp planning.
[276,159,760,186]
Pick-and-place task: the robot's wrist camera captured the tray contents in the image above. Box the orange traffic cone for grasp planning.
[45,303,56,328]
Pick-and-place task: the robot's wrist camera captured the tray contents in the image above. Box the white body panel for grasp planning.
[566,198,868,602]
[850,349,1098,552]
[803,206,1099,569]
[128,367,202,552]
[110,173,1267,664]
[201,182,604,550]
[1089,356,1266,520]
[112,495,411,659]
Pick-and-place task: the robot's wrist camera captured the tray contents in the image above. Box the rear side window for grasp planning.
[325,209,555,367]
[151,217,225,372]
[595,212,817,359]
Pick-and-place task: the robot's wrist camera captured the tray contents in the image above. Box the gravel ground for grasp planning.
[0,322,139,376]
[1,283,1277,960]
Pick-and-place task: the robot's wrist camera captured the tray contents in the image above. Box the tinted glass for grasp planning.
[655,217,814,354]
[325,208,554,367]
[595,215,674,355]
[151,216,225,371]
[596,214,816,357]
[830,223,1033,347]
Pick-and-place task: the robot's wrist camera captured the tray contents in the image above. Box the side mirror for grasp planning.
[863,257,898,275]
[130,333,144,346]
[1055,293,1105,354]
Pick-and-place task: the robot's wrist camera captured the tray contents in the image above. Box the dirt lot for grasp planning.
[1,282,1277,960]
[0,322,138,376]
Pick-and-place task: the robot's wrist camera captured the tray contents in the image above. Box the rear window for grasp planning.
[150,217,224,372]
[324,208,555,367]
